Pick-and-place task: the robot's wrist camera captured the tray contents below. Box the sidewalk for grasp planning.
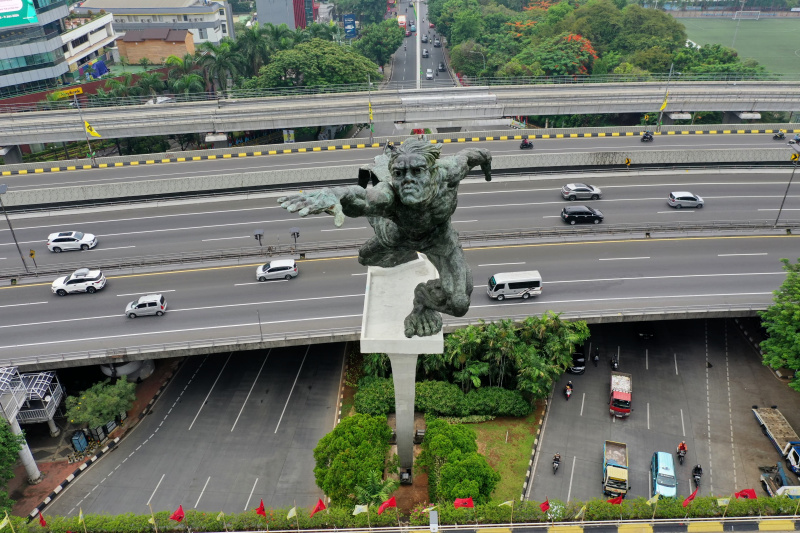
[8,358,183,518]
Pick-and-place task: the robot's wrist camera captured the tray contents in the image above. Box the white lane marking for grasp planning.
[351,273,367,276]
[244,478,258,511]
[657,210,696,214]
[89,246,136,251]
[598,257,650,261]
[146,474,165,506]
[546,271,783,285]
[542,215,562,218]
[452,220,478,223]
[681,408,685,436]
[647,402,650,430]
[194,476,211,508]
[478,262,525,267]
[188,352,233,431]
[321,227,367,232]
[724,321,737,489]
[718,253,767,257]
[202,236,250,242]
[758,208,800,211]
[566,455,577,502]
[0,302,47,309]
[674,353,679,375]
[580,393,585,417]
[234,280,289,286]
[116,290,176,297]
[646,348,649,370]
[0,258,6,260]
[469,291,772,311]
[0,313,364,350]
[274,346,310,433]
[231,350,271,433]
[704,320,713,495]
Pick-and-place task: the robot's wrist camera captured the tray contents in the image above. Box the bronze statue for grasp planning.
[278,139,492,337]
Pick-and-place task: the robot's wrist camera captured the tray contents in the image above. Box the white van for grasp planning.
[487,271,542,301]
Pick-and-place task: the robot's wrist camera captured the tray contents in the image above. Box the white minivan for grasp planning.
[487,271,542,301]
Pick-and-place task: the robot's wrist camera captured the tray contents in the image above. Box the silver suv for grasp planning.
[256,259,298,281]
[561,183,602,201]
[47,231,98,252]
[668,191,704,209]
[125,294,167,318]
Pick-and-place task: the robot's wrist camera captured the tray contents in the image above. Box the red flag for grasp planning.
[607,494,624,505]
[735,489,757,499]
[310,498,326,518]
[682,487,699,508]
[453,497,474,509]
[169,505,185,523]
[256,499,266,517]
[539,500,550,512]
[38,513,47,527]
[378,496,397,515]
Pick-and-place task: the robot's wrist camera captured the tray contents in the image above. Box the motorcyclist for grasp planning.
[566,381,573,391]
[386,141,395,151]
[774,131,785,139]
[678,441,687,454]
[692,464,703,477]
[521,139,532,148]
[643,131,653,140]
[794,133,800,142]
[553,453,561,464]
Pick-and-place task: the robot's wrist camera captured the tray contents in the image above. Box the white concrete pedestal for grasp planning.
[360,254,444,471]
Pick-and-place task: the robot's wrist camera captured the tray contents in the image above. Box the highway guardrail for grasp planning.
[1,219,795,282]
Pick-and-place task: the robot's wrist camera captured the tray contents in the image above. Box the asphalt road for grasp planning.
[2,171,799,270]
[45,344,343,515]
[528,319,800,503]
[391,0,453,88]
[1,134,791,192]
[0,234,793,362]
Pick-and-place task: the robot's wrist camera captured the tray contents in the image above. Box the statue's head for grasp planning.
[388,139,442,206]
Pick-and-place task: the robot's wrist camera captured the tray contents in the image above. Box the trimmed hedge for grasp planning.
[13,495,799,532]
[354,378,531,417]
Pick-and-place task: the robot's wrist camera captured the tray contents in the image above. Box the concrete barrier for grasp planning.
[3,147,797,207]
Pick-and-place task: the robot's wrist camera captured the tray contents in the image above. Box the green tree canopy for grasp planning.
[332,0,387,25]
[760,257,800,391]
[0,420,22,514]
[247,39,380,88]
[313,413,392,505]
[353,20,405,66]
[65,378,137,428]
[511,32,598,76]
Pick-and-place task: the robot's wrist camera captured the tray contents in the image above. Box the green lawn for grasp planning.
[677,16,800,76]
[472,411,540,502]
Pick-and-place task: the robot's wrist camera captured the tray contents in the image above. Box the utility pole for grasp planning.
[0,184,29,274]
[775,146,800,227]
[656,63,674,133]
[367,74,374,144]
[73,93,97,166]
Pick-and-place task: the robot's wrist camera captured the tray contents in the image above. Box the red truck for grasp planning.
[610,371,632,417]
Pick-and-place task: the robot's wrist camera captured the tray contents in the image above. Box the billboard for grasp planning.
[0,0,38,29]
[344,14,357,38]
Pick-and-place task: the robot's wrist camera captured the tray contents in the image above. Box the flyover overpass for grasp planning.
[2,81,799,146]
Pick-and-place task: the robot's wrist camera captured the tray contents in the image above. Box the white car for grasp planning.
[256,259,298,281]
[668,191,704,209]
[52,268,106,296]
[426,69,434,80]
[125,294,167,318]
[47,231,98,252]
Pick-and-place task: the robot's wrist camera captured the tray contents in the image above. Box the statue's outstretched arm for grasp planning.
[278,183,394,227]
[453,147,492,182]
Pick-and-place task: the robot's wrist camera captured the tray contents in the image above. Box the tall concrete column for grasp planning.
[0,145,23,164]
[9,418,42,484]
[46,417,60,438]
[722,111,742,124]
[388,353,418,469]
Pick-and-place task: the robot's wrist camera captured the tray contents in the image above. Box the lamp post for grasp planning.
[367,74,374,144]
[774,145,800,227]
[0,184,30,274]
[469,50,486,74]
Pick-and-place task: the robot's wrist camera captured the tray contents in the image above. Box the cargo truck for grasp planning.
[603,440,629,497]
[760,463,800,499]
[753,407,800,474]
[609,372,632,417]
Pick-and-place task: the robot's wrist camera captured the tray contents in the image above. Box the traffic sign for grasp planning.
[625,158,631,166]
[29,249,35,258]
[792,153,799,161]
[54,87,83,98]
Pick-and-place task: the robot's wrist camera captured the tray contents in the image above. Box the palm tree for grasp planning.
[169,72,205,95]
[164,53,201,80]
[262,22,295,51]
[104,72,140,98]
[134,71,166,98]
[235,22,272,77]
[198,41,246,91]
[301,22,337,42]
[354,471,399,506]
[138,57,152,69]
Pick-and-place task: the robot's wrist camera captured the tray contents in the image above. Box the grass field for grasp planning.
[677,16,800,75]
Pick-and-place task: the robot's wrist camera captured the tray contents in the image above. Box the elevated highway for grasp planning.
[2,82,799,145]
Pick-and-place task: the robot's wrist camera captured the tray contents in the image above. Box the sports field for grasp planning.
[677,16,800,75]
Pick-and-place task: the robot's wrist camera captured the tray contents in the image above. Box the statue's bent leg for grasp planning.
[403,246,473,338]
[358,236,417,268]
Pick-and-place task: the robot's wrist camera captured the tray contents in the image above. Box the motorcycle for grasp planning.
[773,132,785,140]
[610,355,619,371]
[520,140,533,150]
[641,134,654,143]
[564,385,573,400]
[553,455,561,474]
[677,447,686,465]
[692,466,702,488]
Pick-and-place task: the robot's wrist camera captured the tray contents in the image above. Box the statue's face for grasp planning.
[391,153,434,206]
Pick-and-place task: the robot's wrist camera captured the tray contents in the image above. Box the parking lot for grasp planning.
[528,318,800,502]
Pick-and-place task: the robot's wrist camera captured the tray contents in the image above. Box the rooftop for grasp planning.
[121,28,190,42]
[80,0,198,8]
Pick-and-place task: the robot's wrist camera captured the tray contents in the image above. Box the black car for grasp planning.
[567,352,586,375]
[438,62,446,72]
[561,205,604,225]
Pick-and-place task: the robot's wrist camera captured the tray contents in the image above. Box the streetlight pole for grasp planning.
[656,62,673,133]
[367,74,374,145]
[72,93,97,166]
[0,184,30,274]
[774,146,800,227]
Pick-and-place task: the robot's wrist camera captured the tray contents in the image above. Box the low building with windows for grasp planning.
[61,11,119,80]
[117,28,194,64]
[73,0,235,46]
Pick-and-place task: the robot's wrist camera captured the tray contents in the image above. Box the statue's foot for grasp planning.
[404,307,442,338]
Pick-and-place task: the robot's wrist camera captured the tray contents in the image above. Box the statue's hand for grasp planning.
[481,161,492,182]
[278,189,346,227]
